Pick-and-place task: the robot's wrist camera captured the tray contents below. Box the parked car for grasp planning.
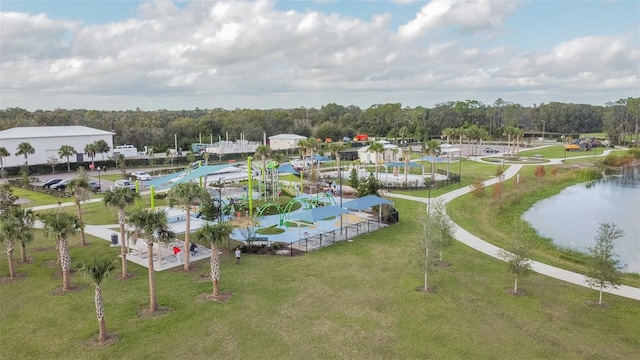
[131,171,151,181]
[483,147,500,153]
[42,179,63,188]
[115,180,136,190]
[88,181,101,193]
[51,179,72,190]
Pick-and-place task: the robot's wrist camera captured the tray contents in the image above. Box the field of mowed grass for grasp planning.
[1,198,639,359]
[518,145,604,159]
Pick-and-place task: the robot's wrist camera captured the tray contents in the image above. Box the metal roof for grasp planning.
[268,134,307,140]
[0,126,115,140]
[342,195,393,211]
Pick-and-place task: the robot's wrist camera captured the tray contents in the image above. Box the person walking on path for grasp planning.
[235,248,241,265]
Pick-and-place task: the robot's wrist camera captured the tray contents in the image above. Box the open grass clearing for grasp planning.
[1,199,639,359]
[518,145,603,159]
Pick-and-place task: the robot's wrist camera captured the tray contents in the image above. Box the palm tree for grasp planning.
[84,143,97,165]
[40,211,79,291]
[426,140,440,184]
[103,188,140,279]
[402,147,411,185]
[254,145,271,199]
[58,145,76,172]
[15,142,35,166]
[168,182,210,271]
[9,206,35,264]
[194,223,234,299]
[367,142,385,180]
[68,177,92,247]
[330,142,348,193]
[77,258,116,343]
[0,209,34,279]
[0,146,9,169]
[441,128,455,144]
[128,208,173,312]
[94,140,110,160]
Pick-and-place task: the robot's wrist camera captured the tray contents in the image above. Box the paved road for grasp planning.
[385,161,640,301]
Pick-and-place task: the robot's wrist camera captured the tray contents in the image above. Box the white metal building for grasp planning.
[0,126,115,167]
[357,141,400,164]
[268,134,307,150]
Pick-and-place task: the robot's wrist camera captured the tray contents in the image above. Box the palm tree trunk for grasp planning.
[211,244,221,298]
[514,277,518,293]
[118,210,128,279]
[67,157,71,172]
[183,209,191,271]
[95,283,107,342]
[76,201,87,246]
[20,241,27,262]
[147,242,157,312]
[7,242,15,278]
[59,239,71,291]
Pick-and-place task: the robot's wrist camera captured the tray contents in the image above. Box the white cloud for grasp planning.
[0,0,637,110]
[397,0,521,40]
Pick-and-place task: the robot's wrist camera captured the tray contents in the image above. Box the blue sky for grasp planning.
[1,0,638,111]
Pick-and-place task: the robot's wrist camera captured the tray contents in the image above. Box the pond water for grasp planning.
[522,166,640,273]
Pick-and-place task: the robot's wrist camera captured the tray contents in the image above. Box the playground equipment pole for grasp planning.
[338,154,343,234]
[248,156,253,217]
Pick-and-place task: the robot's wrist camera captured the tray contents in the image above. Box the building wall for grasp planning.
[358,148,400,164]
[1,134,114,168]
[270,138,299,150]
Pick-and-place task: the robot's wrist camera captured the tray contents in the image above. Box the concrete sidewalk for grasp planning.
[385,164,640,301]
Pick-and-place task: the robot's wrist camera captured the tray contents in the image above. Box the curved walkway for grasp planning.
[385,163,640,301]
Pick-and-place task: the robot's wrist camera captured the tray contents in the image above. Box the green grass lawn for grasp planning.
[12,187,72,207]
[1,200,639,359]
[518,145,603,159]
[2,161,639,359]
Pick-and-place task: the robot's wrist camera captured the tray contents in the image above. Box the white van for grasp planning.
[113,145,138,158]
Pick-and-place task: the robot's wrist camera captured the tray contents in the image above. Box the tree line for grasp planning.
[1,98,638,152]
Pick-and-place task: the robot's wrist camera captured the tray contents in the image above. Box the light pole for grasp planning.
[217,177,225,222]
[96,166,101,193]
[338,154,343,234]
[458,151,462,187]
[541,120,545,142]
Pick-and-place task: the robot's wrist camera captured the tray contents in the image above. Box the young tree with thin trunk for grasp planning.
[194,222,234,299]
[470,178,486,204]
[168,182,211,271]
[128,208,174,312]
[499,234,532,294]
[103,187,140,279]
[78,258,116,343]
[586,223,625,305]
[428,199,456,264]
[417,211,440,293]
[68,177,93,247]
[58,145,76,172]
[40,211,79,291]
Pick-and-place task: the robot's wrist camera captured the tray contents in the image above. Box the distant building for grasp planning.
[0,126,115,167]
[268,134,308,150]
[357,140,400,164]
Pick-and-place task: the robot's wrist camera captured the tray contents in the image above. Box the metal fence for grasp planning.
[288,215,395,254]
[379,169,460,191]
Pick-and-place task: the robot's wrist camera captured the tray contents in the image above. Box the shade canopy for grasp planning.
[385,162,421,168]
[342,195,393,211]
[312,155,332,162]
[290,205,349,223]
[277,163,300,175]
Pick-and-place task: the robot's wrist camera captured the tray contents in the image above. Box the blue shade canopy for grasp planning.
[342,195,393,211]
[385,162,421,167]
[277,163,300,175]
[290,205,349,223]
[312,155,332,162]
